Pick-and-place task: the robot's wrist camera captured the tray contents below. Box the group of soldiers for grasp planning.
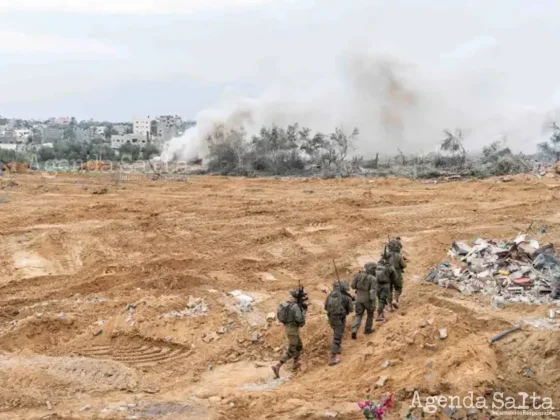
[272,237,406,378]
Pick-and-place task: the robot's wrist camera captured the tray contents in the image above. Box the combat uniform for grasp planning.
[351,263,377,338]
[375,260,397,322]
[272,293,306,378]
[324,281,354,366]
[388,251,406,308]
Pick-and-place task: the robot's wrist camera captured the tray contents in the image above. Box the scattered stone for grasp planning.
[46,401,52,410]
[427,319,435,326]
[419,321,427,328]
[274,347,282,353]
[251,332,261,343]
[93,329,103,337]
[438,328,448,340]
[143,386,160,394]
[467,408,478,417]
[80,405,91,412]
[57,312,65,320]
[381,360,390,369]
[162,296,209,319]
[266,312,276,322]
[424,342,437,350]
[217,327,228,334]
[405,386,415,393]
[209,396,222,404]
[324,411,339,418]
[207,365,213,370]
[375,376,388,387]
[229,402,235,408]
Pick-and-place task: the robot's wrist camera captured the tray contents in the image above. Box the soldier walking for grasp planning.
[324,281,354,366]
[375,255,398,322]
[387,237,406,310]
[351,263,377,339]
[272,288,308,378]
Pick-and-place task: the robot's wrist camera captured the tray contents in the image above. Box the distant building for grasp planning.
[111,133,149,150]
[15,129,32,138]
[94,126,106,136]
[133,116,152,137]
[0,135,26,151]
[54,117,72,126]
[155,115,183,146]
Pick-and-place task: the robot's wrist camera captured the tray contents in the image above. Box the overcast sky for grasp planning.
[1,0,560,128]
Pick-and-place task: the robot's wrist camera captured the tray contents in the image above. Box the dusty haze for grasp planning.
[161,0,560,162]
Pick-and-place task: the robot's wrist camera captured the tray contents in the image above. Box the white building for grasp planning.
[133,116,152,137]
[15,129,32,138]
[111,133,149,150]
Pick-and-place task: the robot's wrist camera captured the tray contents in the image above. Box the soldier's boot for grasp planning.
[387,303,394,313]
[328,353,340,366]
[351,332,357,340]
[376,310,385,322]
[392,300,399,309]
[292,357,301,371]
[271,361,284,379]
[364,328,375,335]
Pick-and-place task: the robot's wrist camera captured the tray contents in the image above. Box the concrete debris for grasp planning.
[491,296,505,309]
[381,360,390,369]
[251,332,262,343]
[438,328,448,339]
[93,329,103,337]
[375,376,388,387]
[266,312,276,322]
[427,235,560,304]
[80,405,91,411]
[229,290,255,314]
[161,296,209,319]
[46,401,52,410]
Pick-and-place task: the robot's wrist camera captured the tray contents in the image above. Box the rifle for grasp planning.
[332,259,355,302]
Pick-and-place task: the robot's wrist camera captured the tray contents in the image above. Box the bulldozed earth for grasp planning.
[0,173,559,420]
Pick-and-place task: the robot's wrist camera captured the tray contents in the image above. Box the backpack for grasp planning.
[326,289,345,316]
[355,272,369,291]
[277,302,294,324]
[376,262,392,283]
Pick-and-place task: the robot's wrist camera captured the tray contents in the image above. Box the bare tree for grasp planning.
[538,122,560,162]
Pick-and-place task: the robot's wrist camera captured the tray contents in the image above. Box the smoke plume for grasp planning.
[161,0,560,162]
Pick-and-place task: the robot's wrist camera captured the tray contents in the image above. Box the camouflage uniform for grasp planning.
[388,251,406,306]
[272,291,306,378]
[324,281,354,365]
[375,260,397,321]
[351,263,377,338]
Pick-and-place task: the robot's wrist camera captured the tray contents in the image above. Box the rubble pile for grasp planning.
[426,234,560,304]
[161,296,209,319]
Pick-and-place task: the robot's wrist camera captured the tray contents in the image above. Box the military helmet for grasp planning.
[333,280,349,291]
[364,262,377,275]
[289,289,300,299]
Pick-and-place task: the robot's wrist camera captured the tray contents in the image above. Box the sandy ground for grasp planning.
[0,173,559,420]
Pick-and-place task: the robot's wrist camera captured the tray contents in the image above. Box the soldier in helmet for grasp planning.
[324,280,354,366]
[272,288,308,379]
[375,252,398,322]
[387,237,406,310]
[350,263,377,339]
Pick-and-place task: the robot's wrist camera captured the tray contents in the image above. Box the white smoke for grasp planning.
[160,0,560,162]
